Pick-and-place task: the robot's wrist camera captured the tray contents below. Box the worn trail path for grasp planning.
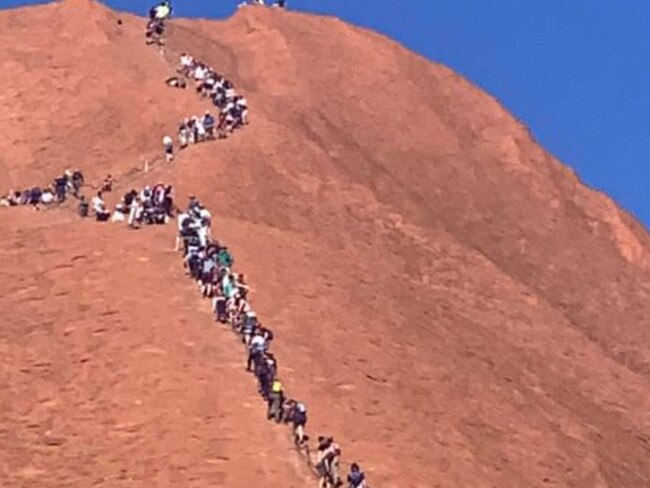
[0,209,312,487]
[0,15,317,488]
[2,2,650,487]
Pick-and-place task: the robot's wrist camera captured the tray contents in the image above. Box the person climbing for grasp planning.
[195,116,206,142]
[247,329,266,372]
[235,96,249,125]
[317,436,342,488]
[71,169,84,197]
[213,288,228,323]
[165,76,187,89]
[54,174,68,202]
[178,53,194,75]
[27,187,42,206]
[78,195,89,218]
[200,255,217,298]
[202,111,216,140]
[347,463,366,488]
[267,378,285,423]
[128,197,142,228]
[257,353,274,399]
[258,325,274,344]
[91,192,110,222]
[162,185,174,217]
[101,174,114,193]
[163,135,174,162]
[41,188,54,205]
[0,190,17,207]
[265,352,278,377]
[217,245,233,269]
[178,120,191,149]
[145,18,165,45]
[291,401,308,444]
[154,0,172,20]
[111,203,127,222]
[241,310,258,344]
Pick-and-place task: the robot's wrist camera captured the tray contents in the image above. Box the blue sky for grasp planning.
[4,0,649,227]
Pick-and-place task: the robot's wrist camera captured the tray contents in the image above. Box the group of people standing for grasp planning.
[176,197,369,488]
[161,53,249,163]
[82,183,175,227]
[0,170,111,209]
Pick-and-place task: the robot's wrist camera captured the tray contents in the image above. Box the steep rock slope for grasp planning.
[0,1,649,487]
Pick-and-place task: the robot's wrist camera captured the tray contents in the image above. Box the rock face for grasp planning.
[0,1,648,487]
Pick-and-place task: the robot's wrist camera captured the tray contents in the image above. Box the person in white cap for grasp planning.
[162,135,174,162]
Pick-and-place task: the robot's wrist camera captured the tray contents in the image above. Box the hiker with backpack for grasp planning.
[217,246,234,269]
[290,401,308,444]
[145,18,165,45]
[317,436,342,488]
[257,353,275,400]
[247,329,267,372]
[267,379,285,423]
[241,310,258,345]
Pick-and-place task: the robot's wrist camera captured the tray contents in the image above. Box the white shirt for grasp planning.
[162,135,173,147]
[177,212,189,231]
[199,208,212,221]
[41,192,54,204]
[194,66,206,80]
[197,226,208,247]
[250,335,266,351]
[91,196,104,213]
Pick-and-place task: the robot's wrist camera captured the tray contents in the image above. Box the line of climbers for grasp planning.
[0,173,371,485]
[147,0,289,46]
[239,0,288,8]
[1,175,372,488]
[83,184,175,226]
[177,197,370,488]
[0,170,113,208]
[0,163,175,227]
[161,54,249,163]
[0,168,372,488]
[1,5,371,486]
